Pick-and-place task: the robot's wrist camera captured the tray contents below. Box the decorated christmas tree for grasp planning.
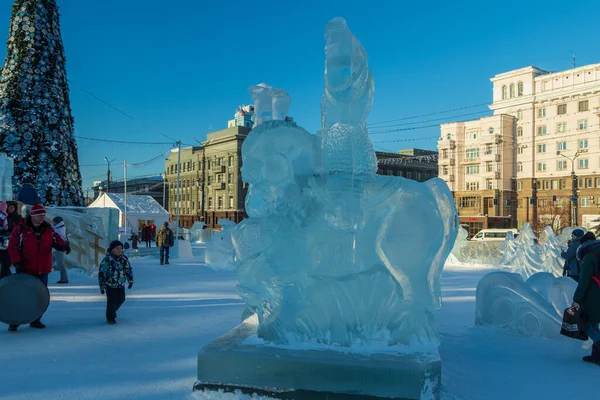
[0,0,84,206]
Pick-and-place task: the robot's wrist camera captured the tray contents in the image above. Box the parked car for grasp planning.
[470,228,519,242]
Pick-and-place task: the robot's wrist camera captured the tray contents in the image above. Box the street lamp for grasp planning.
[557,150,580,226]
[104,157,116,193]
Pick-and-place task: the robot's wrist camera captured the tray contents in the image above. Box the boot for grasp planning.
[30,320,46,329]
[583,343,600,365]
[165,257,169,265]
[160,256,164,265]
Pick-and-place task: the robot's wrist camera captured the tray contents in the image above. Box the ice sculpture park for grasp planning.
[195,18,459,400]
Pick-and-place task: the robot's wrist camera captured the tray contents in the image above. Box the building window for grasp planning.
[486,161,493,172]
[517,126,523,137]
[537,126,547,136]
[459,196,480,208]
[441,166,448,175]
[517,182,523,191]
[557,160,567,171]
[586,178,593,188]
[486,179,493,190]
[207,176,212,185]
[581,198,591,207]
[208,197,213,208]
[465,182,479,191]
[537,144,546,153]
[537,162,547,171]
[447,133,451,140]
[596,178,600,188]
[218,197,223,210]
[578,178,583,189]
[557,123,567,133]
[207,160,211,170]
[229,196,234,208]
[228,156,234,167]
[488,128,494,135]
[543,180,550,190]
[579,159,589,169]
[217,174,222,183]
[538,107,546,118]
[557,104,567,115]
[517,162,523,172]
[517,81,523,96]
[510,83,515,98]
[442,149,448,159]
[560,179,566,189]
[557,142,567,151]
[579,100,589,112]
[518,146,524,154]
[578,119,588,130]
[552,180,559,190]
[502,85,507,100]
[517,109,523,120]
[466,165,479,174]
[579,139,589,149]
[228,173,233,184]
[465,148,479,158]
[468,131,478,140]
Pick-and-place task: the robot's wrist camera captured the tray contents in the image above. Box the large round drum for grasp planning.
[0,274,50,325]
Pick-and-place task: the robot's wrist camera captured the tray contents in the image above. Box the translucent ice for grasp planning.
[231,18,458,349]
[476,271,576,338]
[204,219,236,271]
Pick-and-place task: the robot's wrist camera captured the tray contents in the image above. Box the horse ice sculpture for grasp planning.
[231,18,459,348]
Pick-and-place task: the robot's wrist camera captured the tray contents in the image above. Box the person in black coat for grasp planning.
[0,201,23,279]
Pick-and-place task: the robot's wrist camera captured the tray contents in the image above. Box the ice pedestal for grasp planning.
[195,315,441,400]
[170,239,193,259]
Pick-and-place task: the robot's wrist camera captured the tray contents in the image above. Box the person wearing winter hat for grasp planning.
[6,203,70,332]
[0,202,9,279]
[561,228,585,282]
[98,240,134,324]
[569,231,600,365]
[1,201,23,280]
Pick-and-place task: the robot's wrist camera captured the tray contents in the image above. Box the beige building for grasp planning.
[164,126,251,229]
[439,63,600,235]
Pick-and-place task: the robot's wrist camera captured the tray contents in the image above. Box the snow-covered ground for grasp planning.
[1,248,597,400]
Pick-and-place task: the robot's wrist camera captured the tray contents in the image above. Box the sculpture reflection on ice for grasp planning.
[231,18,459,349]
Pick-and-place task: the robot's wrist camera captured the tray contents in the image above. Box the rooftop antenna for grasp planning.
[572,52,576,68]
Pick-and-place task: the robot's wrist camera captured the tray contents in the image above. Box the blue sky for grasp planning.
[1,0,600,191]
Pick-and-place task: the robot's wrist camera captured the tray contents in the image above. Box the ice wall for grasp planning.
[231,18,459,349]
[0,153,14,201]
[204,219,236,271]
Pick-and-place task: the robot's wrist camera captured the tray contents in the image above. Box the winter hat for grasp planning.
[108,240,124,253]
[52,216,63,225]
[571,228,585,240]
[30,203,46,216]
[579,231,596,245]
[0,202,6,212]
[163,221,169,226]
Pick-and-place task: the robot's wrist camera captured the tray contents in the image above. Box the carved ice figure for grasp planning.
[204,219,236,271]
[231,18,458,348]
[539,226,567,276]
[249,83,292,127]
[476,271,576,338]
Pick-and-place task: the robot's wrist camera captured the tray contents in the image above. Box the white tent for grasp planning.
[88,193,169,234]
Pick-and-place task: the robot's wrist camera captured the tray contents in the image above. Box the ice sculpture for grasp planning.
[450,226,503,265]
[204,219,236,271]
[0,153,14,201]
[476,271,576,338]
[539,226,567,277]
[231,18,459,348]
[500,223,545,279]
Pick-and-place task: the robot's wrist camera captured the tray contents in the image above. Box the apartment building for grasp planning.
[376,149,438,181]
[439,63,600,234]
[164,126,251,229]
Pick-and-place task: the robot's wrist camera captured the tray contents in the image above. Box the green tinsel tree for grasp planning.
[0,0,84,206]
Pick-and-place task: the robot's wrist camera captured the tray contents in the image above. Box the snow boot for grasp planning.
[165,258,169,265]
[583,343,600,365]
[160,256,164,265]
[107,320,116,325]
[30,321,46,329]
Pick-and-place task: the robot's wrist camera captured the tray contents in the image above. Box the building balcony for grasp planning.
[439,140,456,150]
[215,182,226,190]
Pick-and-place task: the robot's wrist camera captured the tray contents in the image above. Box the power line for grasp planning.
[74,135,173,145]
[68,79,178,142]
[369,110,491,131]
[367,102,490,126]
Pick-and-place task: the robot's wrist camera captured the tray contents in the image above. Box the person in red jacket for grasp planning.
[6,203,70,332]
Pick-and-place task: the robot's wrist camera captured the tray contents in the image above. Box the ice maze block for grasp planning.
[194,316,441,400]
